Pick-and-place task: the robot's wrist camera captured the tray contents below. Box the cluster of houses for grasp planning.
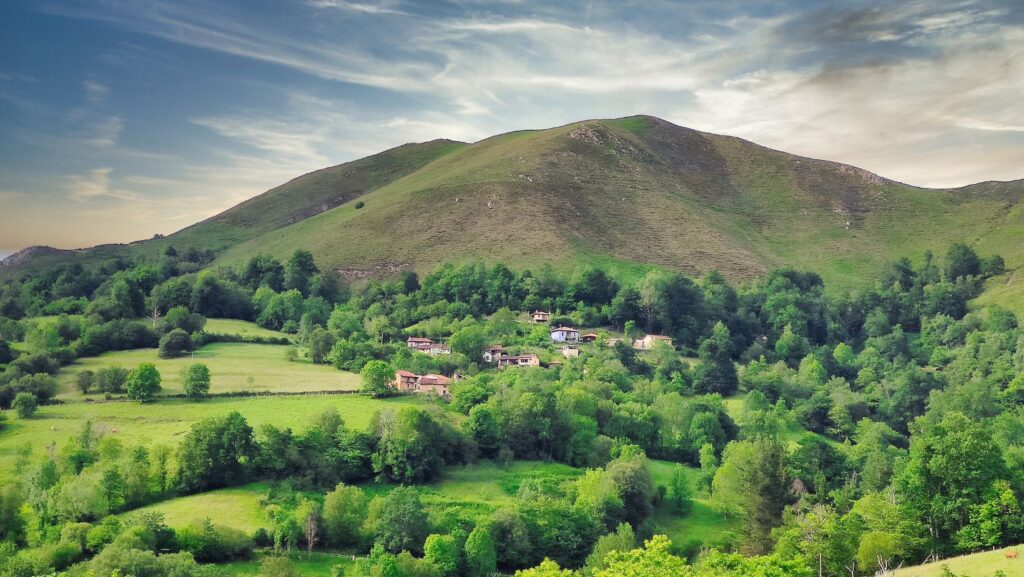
[393,313,675,400]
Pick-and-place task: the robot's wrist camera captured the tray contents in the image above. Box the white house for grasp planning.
[550,326,580,344]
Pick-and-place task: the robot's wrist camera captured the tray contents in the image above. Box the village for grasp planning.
[392,310,673,399]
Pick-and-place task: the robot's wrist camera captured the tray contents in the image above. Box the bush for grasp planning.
[175,519,252,563]
[13,392,36,418]
[160,306,206,334]
[126,363,162,402]
[75,370,95,394]
[158,328,193,359]
[96,365,129,393]
[355,201,365,209]
[182,363,211,400]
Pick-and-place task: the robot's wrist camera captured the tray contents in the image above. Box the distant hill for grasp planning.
[5,115,1023,299]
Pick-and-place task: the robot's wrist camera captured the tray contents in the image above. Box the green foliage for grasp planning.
[126,362,162,401]
[594,535,688,577]
[361,360,394,397]
[668,464,693,514]
[424,533,461,577]
[366,486,430,554]
[712,436,789,554]
[176,411,257,493]
[322,482,368,548]
[158,327,193,358]
[464,524,497,577]
[13,392,37,418]
[181,363,211,399]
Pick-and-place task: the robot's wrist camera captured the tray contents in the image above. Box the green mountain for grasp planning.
[5,115,1023,298]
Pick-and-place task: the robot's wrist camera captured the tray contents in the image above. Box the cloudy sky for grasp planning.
[1,0,1022,254]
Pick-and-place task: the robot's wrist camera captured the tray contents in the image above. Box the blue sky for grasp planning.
[1,0,1022,253]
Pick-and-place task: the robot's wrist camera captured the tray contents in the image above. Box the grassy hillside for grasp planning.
[4,115,1021,307]
[205,116,1024,294]
[891,545,1022,576]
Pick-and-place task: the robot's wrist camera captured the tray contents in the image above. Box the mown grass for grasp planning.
[890,544,1022,577]
[0,394,427,483]
[56,342,359,398]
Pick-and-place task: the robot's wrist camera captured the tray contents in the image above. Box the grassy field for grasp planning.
[128,482,272,534]
[56,342,359,398]
[891,545,1022,577]
[221,551,352,577]
[0,394,429,483]
[203,318,291,340]
[648,459,739,553]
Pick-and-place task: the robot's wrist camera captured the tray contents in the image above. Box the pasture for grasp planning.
[0,394,430,483]
[891,545,1022,577]
[221,551,351,577]
[56,342,359,398]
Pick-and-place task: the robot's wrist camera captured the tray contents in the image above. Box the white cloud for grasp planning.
[65,168,114,202]
[83,80,110,103]
[88,115,124,148]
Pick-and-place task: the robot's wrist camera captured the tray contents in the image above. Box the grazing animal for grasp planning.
[1006,551,1018,559]
[111,427,118,433]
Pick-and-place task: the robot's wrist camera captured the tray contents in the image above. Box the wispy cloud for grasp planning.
[307,0,408,16]
[65,167,114,202]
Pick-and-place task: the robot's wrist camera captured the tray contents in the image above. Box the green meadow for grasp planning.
[891,545,1022,577]
[0,394,429,483]
[56,342,360,398]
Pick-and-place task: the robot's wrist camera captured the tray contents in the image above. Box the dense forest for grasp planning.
[0,242,1020,577]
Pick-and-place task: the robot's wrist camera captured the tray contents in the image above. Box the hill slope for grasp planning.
[5,115,1023,296]
[891,544,1021,576]
[210,115,1024,289]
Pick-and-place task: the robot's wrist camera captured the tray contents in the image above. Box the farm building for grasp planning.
[407,337,434,351]
[392,370,452,399]
[531,310,551,323]
[483,345,506,363]
[497,354,541,369]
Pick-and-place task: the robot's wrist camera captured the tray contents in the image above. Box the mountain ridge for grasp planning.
[4,115,1022,299]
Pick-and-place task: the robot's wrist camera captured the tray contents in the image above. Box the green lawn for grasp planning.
[0,394,427,483]
[891,545,1022,577]
[56,342,359,398]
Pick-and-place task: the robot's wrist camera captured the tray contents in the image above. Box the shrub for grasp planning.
[158,328,193,358]
[175,519,252,563]
[75,370,95,394]
[13,392,36,418]
[125,363,162,402]
[355,201,365,209]
[182,363,211,400]
[96,365,129,393]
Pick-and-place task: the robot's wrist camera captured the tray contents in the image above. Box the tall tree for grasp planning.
[695,322,738,395]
